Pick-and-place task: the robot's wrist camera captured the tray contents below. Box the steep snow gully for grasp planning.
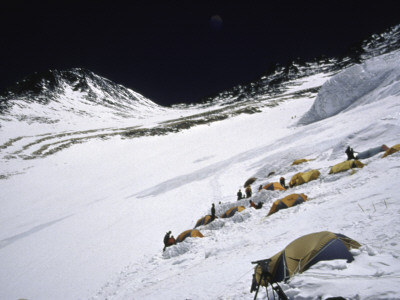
[1,32,400,300]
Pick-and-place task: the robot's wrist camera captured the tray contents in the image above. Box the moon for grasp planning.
[210,15,223,31]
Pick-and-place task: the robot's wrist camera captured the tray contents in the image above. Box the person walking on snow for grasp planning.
[245,185,252,198]
[237,189,243,200]
[163,231,171,251]
[211,203,216,220]
[345,146,355,160]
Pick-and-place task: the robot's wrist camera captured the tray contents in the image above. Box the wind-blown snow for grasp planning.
[299,49,400,125]
[1,51,400,300]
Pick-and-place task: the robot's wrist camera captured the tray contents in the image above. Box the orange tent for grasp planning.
[263,182,286,191]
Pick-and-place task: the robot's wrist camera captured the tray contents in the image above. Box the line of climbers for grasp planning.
[162,142,400,294]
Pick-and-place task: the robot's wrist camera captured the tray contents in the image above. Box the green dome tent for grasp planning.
[329,160,364,174]
[251,231,361,294]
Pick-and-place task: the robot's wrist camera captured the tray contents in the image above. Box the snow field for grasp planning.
[1,50,400,299]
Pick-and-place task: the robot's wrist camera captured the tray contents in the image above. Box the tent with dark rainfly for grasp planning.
[251,231,361,297]
[221,206,245,218]
[194,215,217,228]
[267,193,308,216]
[289,169,320,187]
[382,144,400,158]
[244,177,257,188]
[329,160,364,174]
[356,144,388,159]
[263,182,286,191]
[176,229,204,243]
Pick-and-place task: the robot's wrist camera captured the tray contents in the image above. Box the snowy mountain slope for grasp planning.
[0,68,331,180]
[0,26,400,300]
[0,68,170,136]
[90,51,400,300]
[1,25,399,165]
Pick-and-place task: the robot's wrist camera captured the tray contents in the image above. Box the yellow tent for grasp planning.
[194,215,217,228]
[221,206,245,218]
[289,169,320,187]
[329,160,364,174]
[267,193,308,216]
[382,144,400,158]
[176,229,204,243]
[291,158,314,165]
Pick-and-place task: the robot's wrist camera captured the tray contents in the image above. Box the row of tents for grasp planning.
[250,143,400,298]
[163,143,400,297]
[170,144,400,247]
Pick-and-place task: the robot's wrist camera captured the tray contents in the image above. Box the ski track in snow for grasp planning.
[0,215,73,249]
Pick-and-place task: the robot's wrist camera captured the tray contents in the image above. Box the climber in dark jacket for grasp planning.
[163,231,172,251]
[280,177,286,188]
[345,146,355,160]
[245,185,252,198]
[211,203,216,220]
[237,189,243,200]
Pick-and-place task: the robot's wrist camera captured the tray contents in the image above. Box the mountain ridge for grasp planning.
[1,24,400,115]
[192,24,400,107]
[0,67,160,116]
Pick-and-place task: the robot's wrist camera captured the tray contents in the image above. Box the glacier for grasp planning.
[299,49,400,124]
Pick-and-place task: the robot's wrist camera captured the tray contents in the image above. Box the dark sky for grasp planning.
[1,1,399,106]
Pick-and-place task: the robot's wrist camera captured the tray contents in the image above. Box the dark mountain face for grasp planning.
[2,68,97,103]
[0,68,160,115]
[1,24,400,112]
[193,24,400,106]
[1,68,145,103]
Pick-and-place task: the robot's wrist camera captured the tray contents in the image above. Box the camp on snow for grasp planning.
[355,144,388,159]
[267,193,308,216]
[251,231,361,294]
[382,144,400,158]
[289,169,320,187]
[221,206,245,218]
[194,215,217,228]
[263,182,286,191]
[176,229,204,243]
[329,160,364,174]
